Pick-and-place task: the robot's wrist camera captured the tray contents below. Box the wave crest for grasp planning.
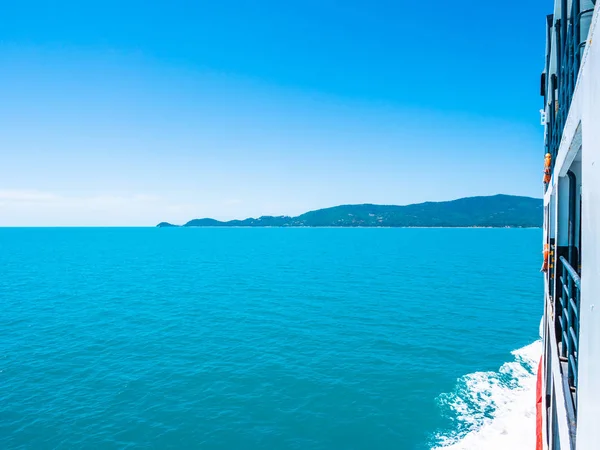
[432,340,542,450]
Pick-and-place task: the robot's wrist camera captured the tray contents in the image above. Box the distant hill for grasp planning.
[157,195,542,228]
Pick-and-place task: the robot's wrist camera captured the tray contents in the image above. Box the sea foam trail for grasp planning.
[432,340,542,450]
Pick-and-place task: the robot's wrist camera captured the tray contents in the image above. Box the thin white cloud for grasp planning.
[0,190,162,207]
[0,189,173,226]
[0,189,251,226]
[0,189,60,202]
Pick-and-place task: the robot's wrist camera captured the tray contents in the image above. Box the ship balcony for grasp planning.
[558,256,581,403]
[541,0,595,178]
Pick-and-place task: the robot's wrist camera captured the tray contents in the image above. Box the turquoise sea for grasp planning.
[1,228,542,449]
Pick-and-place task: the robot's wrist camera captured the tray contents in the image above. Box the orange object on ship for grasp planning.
[543,153,552,184]
[541,243,549,272]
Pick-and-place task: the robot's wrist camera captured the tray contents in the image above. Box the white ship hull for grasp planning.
[539,1,600,449]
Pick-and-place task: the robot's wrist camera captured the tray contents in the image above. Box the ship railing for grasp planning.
[558,256,581,404]
[545,0,595,174]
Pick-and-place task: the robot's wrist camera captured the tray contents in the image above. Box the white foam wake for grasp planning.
[432,340,542,450]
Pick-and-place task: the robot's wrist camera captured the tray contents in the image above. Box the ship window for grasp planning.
[541,73,546,97]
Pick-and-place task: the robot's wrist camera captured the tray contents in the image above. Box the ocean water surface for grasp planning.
[0,228,542,449]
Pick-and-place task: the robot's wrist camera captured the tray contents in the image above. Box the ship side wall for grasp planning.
[577,5,600,449]
[542,3,600,449]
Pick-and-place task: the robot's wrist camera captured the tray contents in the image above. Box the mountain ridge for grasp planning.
[157,194,542,228]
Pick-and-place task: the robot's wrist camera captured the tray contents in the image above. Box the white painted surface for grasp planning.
[575,4,600,448]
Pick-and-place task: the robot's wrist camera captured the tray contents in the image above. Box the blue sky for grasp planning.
[1,0,547,226]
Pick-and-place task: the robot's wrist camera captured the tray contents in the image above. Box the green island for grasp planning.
[157,194,542,228]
